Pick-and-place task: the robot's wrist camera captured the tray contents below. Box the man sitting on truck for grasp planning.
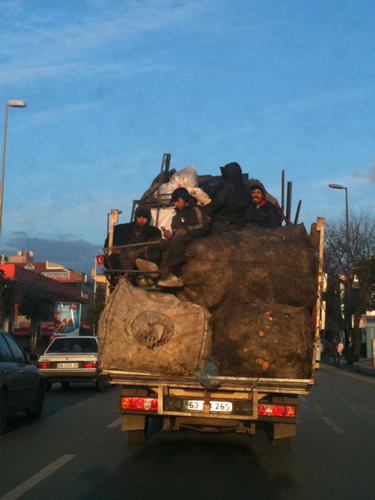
[158,187,209,287]
[206,162,250,233]
[245,182,282,228]
[104,206,162,285]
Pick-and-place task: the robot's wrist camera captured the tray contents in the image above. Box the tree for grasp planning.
[324,209,375,359]
[19,280,54,352]
[87,285,106,333]
[0,270,15,330]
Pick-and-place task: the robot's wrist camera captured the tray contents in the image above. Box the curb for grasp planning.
[321,359,375,379]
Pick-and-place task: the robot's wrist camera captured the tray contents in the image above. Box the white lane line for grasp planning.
[321,416,345,435]
[108,417,122,428]
[0,454,75,500]
[322,365,375,385]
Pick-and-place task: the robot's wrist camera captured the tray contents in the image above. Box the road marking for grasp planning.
[0,454,75,500]
[108,417,122,428]
[70,397,95,409]
[321,416,345,435]
[322,365,375,385]
[349,404,375,417]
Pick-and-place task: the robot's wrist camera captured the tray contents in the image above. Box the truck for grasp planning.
[98,155,325,448]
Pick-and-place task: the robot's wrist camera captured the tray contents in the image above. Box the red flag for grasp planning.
[96,255,105,266]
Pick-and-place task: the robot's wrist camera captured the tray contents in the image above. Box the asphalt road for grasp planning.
[1,367,375,500]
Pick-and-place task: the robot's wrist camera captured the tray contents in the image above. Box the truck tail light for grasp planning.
[83,362,98,368]
[121,397,158,411]
[258,404,296,418]
[38,362,51,369]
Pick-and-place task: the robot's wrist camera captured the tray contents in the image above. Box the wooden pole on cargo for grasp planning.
[314,217,325,369]
[281,170,285,217]
[106,209,122,298]
[294,200,302,225]
[286,181,292,223]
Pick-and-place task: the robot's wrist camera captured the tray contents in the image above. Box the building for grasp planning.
[0,251,94,341]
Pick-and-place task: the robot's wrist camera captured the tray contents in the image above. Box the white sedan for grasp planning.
[38,336,107,391]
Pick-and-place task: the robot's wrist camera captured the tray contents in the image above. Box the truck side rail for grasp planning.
[102,369,314,394]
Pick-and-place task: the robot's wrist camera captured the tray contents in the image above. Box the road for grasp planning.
[0,366,375,500]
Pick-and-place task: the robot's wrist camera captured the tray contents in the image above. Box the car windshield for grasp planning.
[47,337,97,354]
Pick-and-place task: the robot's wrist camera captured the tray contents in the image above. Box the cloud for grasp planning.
[351,162,375,183]
[0,0,215,84]
[1,232,101,276]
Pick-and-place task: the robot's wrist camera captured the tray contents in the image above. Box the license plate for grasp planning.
[185,400,232,413]
[57,362,79,369]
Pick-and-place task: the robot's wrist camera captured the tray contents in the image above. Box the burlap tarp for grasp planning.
[212,302,313,379]
[181,224,317,310]
[98,278,211,376]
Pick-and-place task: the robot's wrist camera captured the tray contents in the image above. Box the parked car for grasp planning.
[0,330,45,434]
[38,335,106,391]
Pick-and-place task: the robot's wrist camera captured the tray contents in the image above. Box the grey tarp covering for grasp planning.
[98,278,211,376]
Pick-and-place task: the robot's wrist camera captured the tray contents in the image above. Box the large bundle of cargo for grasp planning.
[99,278,211,376]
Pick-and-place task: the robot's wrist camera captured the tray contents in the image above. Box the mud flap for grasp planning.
[121,414,146,431]
[273,422,297,440]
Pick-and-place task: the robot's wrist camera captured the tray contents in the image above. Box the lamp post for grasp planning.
[329,183,352,361]
[0,100,27,239]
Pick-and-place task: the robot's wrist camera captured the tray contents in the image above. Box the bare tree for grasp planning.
[324,209,375,359]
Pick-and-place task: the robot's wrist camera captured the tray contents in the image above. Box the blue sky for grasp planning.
[1,0,374,274]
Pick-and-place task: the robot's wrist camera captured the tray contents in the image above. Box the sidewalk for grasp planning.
[321,357,375,378]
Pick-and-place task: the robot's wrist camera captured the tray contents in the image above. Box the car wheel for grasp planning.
[96,380,105,392]
[26,383,45,418]
[61,382,70,391]
[0,389,8,434]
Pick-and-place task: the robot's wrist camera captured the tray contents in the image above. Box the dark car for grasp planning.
[0,331,45,434]
[38,336,106,391]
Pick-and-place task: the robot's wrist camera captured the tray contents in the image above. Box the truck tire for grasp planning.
[45,381,52,392]
[271,437,293,449]
[61,382,70,391]
[0,389,8,434]
[96,380,105,392]
[126,429,146,445]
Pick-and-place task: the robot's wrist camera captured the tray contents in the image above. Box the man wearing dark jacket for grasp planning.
[158,187,209,287]
[104,206,162,281]
[245,183,282,228]
[207,162,250,233]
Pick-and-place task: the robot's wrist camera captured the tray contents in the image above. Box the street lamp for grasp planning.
[0,99,27,239]
[328,183,351,356]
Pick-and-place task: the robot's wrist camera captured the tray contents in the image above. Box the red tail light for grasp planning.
[121,397,158,411]
[258,404,296,418]
[38,362,51,369]
[83,362,98,368]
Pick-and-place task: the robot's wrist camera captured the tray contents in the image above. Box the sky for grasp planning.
[0,0,374,275]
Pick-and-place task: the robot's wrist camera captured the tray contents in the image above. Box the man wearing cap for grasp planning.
[158,187,209,287]
[245,183,282,228]
[104,206,162,284]
[206,162,250,233]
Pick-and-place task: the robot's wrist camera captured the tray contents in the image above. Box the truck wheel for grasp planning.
[45,381,52,392]
[96,380,105,392]
[126,429,146,445]
[0,389,8,434]
[271,437,293,449]
[61,382,70,391]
